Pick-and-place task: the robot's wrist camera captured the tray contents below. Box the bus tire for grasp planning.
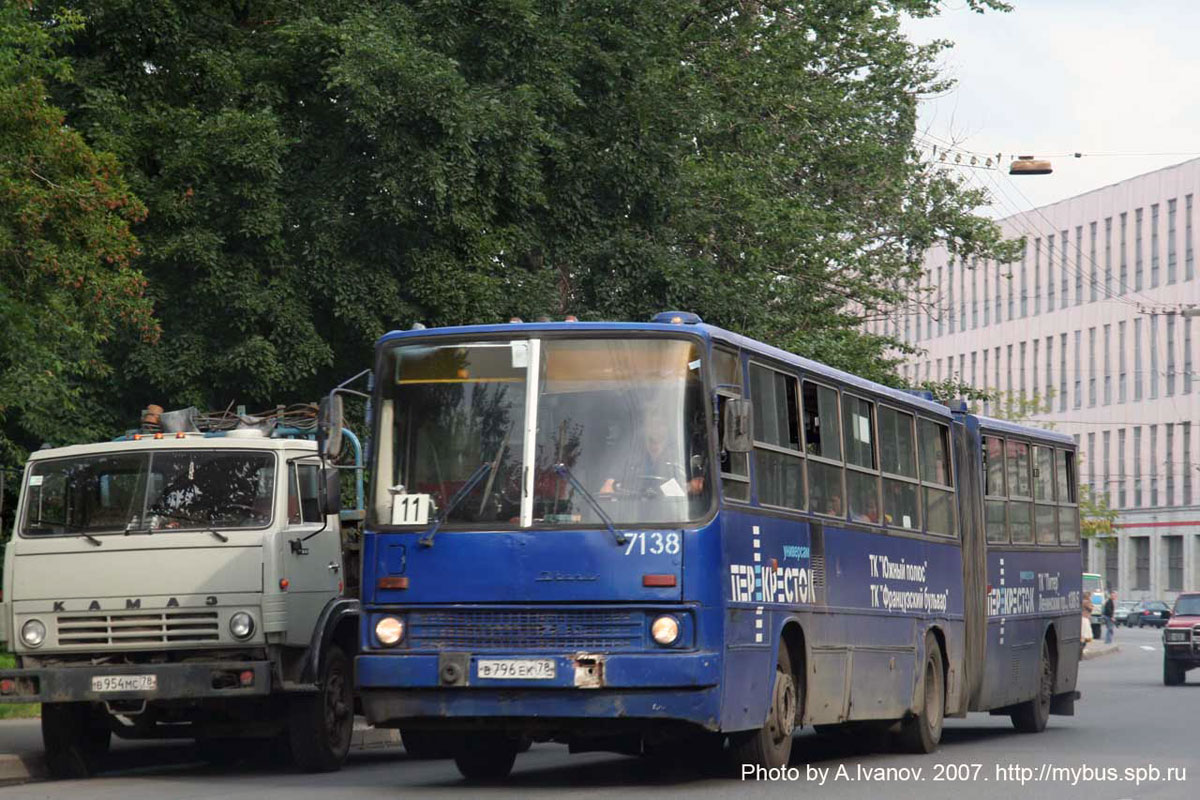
[42,702,111,779]
[1011,638,1055,732]
[288,644,353,772]
[1163,658,1185,686]
[453,733,519,781]
[897,633,944,754]
[727,643,798,769]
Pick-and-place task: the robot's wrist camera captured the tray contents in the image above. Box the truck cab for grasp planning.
[0,420,360,777]
[1163,592,1200,685]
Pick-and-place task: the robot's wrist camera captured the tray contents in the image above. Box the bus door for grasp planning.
[952,413,988,712]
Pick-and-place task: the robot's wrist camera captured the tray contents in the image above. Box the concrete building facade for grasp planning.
[882,158,1200,603]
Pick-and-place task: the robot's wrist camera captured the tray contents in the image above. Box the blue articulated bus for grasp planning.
[354,313,1082,779]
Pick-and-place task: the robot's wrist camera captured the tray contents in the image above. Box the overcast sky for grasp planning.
[904,1,1200,216]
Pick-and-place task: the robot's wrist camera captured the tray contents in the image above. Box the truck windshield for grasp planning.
[21,450,275,536]
[372,336,712,528]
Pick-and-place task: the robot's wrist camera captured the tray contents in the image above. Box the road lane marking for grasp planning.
[1140,645,1157,651]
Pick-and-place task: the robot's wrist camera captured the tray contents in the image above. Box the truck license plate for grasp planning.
[476,659,555,680]
[91,674,157,693]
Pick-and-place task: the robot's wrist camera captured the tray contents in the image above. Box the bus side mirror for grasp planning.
[317,393,344,460]
[724,398,753,453]
[320,466,342,516]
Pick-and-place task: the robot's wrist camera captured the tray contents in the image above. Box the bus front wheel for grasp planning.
[727,643,798,769]
[897,633,944,754]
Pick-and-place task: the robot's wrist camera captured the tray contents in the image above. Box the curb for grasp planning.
[1081,644,1121,661]
[0,724,401,785]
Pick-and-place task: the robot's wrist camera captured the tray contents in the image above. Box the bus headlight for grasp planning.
[375,617,405,646]
[21,619,46,648]
[229,612,255,640]
[651,615,680,646]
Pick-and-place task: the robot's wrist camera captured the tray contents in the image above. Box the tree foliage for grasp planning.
[0,5,156,463]
[7,0,1019,453]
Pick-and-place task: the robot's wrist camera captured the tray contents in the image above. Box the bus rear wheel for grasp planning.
[897,633,944,754]
[1011,638,1055,732]
[727,643,798,769]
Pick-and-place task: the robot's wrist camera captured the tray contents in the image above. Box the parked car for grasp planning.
[1129,600,1172,628]
[1115,600,1139,626]
[1163,593,1200,685]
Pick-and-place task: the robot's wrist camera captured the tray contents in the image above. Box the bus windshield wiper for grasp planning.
[27,518,102,546]
[553,464,626,546]
[419,462,492,548]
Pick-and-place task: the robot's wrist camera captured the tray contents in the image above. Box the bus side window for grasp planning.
[715,349,750,502]
[879,406,920,530]
[1033,445,1057,545]
[802,381,845,518]
[1057,449,1080,544]
[918,419,956,536]
[983,435,1007,543]
[842,394,879,523]
[748,363,804,510]
[1006,440,1033,544]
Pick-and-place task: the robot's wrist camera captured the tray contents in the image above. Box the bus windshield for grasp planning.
[372,336,712,528]
[21,450,275,536]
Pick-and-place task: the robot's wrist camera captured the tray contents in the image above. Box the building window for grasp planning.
[1166,316,1176,396]
[1102,430,1111,505]
[1058,333,1067,412]
[1167,198,1177,284]
[1007,258,1015,320]
[1087,433,1096,501]
[1047,234,1056,310]
[1032,339,1040,399]
[1185,318,1193,395]
[936,264,944,338]
[960,262,968,332]
[994,258,1002,323]
[971,351,977,388]
[1119,212,1128,294]
[1118,320,1127,403]
[947,260,955,335]
[1134,538,1150,591]
[1167,536,1183,592]
[1080,331,1089,410]
[1089,221,1098,302]
[1104,217,1113,297]
[1117,428,1126,508]
[1045,335,1053,407]
[1149,316,1159,399]
[1165,423,1174,507]
[1033,238,1041,315]
[1087,327,1096,407]
[1061,228,1070,303]
[1183,422,1193,506]
[1186,194,1195,281]
[1006,344,1013,396]
[982,259,990,327]
[1105,539,1119,591]
[1135,208,1144,290]
[1133,426,1142,507]
[971,258,978,329]
[1103,323,1111,405]
[1149,424,1158,507]
[1150,203,1160,288]
[1019,341,1027,399]
[1134,318,1143,401]
[1074,225,1083,305]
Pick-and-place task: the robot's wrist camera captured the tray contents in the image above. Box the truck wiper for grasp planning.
[418,462,492,548]
[27,518,102,546]
[140,508,228,541]
[553,464,626,546]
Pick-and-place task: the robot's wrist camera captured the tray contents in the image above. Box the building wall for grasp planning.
[883,158,1200,603]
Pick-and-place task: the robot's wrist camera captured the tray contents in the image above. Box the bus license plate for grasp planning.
[476,659,556,680]
[91,674,157,693]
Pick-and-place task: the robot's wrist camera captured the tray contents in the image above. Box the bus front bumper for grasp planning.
[356,651,721,728]
[0,661,273,704]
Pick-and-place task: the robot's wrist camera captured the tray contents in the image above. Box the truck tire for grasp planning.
[1163,658,1186,686]
[453,733,519,781]
[42,702,111,779]
[288,644,353,772]
[897,633,944,753]
[1011,638,1055,732]
[726,643,798,769]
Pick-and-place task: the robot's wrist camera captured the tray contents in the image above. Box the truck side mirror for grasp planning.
[317,393,344,460]
[320,466,342,517]
[723,397,753,453]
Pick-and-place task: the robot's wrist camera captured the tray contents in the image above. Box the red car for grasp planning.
[1163,592,1200,685]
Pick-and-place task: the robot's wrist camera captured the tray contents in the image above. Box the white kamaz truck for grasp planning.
[0,404,362,778]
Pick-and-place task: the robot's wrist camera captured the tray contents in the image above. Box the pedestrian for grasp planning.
[1081,592,1095,650]
[1103,590,1116,644]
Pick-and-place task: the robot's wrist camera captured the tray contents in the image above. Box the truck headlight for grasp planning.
[21,619,46,648]
[375,617,404,646]
[229,612,255,640]
[651,615,680,646]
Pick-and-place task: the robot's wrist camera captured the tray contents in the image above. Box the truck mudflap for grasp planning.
[1049,690,1080,716]
[0,661,272,704]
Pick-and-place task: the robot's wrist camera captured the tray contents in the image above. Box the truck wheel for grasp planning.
[289,644,353,772]
[726,643,798,769]
[1011,639,1055,732]
[1163,658,1186,686]
[453,733,519,781]
[42,702,111,779]
[897,633,944,753]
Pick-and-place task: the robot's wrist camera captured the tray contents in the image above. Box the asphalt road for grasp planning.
[4,625,1194,800]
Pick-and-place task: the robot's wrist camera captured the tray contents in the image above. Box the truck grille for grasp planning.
[406,609,644,651]
[55,611,220,646]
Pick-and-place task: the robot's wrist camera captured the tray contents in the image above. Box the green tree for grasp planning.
[0,5,156,463]
[36,0,1018,421]
[1078,484,1118,542]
